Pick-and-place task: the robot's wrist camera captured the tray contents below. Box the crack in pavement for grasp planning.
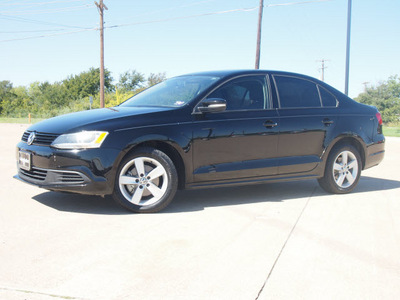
[0,286,87,300]
[255,186,316,299]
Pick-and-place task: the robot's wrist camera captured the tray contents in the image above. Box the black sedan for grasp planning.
[15,70,385,213]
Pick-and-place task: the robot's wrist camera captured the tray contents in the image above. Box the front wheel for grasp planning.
[112,147,178,213]
[318,145,362,194]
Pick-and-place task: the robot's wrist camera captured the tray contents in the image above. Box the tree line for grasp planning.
[0,70,399,124]
[355,75,400,124]
[0,68,166,118]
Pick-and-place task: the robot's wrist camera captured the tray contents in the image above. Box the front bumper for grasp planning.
[15,142,121,196]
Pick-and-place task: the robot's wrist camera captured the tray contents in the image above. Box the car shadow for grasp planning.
[32,192,130,215]
[165,176,400,213]
[32,176,400,215]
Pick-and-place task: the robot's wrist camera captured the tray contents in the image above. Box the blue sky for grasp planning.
[1,0,399,98]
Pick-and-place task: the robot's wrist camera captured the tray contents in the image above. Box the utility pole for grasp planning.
[344,0,352,96]
[95,0,108,108]
[362,81,370,91]
[255,0,264,69]
[317,59,329,81]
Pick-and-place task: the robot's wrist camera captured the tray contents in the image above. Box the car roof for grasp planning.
[180,69,352,102]
[182,69,318,81]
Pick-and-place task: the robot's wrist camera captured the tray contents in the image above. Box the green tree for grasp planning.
[0,80,15,115]
[63,67,114,99]
[147,72,166,87]
[356,75,400,124]
[117,70,145,92]
[1,68,168,118]
[1,85,33,117]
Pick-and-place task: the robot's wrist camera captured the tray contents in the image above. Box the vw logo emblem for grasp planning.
[27,132,36,145]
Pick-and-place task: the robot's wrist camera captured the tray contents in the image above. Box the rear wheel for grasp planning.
[113,147,178,213]
[318,145,361,194]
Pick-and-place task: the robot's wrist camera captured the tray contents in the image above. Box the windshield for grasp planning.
[119,75,220,108]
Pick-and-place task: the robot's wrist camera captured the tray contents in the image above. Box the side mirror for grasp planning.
[198,98,227,113]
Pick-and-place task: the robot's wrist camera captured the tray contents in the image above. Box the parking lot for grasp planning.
[1,123,399,300]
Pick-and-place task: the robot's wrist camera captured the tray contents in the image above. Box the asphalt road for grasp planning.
[1,123,399,300]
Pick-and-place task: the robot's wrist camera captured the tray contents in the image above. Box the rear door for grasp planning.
[272,74,339,174]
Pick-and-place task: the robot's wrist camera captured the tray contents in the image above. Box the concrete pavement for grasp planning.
[1,123,399,300]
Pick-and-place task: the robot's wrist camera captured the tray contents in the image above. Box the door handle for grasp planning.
[264,120,278,128]
[322,118,334,126]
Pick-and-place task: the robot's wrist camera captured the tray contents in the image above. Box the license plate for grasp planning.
[18,151,31,171]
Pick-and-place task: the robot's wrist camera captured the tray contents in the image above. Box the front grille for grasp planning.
[22,131,59,146]
[20,167,47,181]
[19,166,89,185]
[57,172,86,184]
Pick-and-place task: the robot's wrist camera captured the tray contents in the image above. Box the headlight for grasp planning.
[51,131,109,149]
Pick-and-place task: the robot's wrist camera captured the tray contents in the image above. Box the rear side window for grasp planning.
[274,75,321,108]
[318,85,337,107]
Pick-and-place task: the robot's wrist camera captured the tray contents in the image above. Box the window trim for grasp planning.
[193,74,272,113]
[317,85,339,108]
[266,74,274,110]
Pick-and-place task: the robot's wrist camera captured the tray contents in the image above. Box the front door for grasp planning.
[191,75,280,183]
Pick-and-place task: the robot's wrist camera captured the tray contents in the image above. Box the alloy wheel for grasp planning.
[332,150,359,189]
[118,157,168,206]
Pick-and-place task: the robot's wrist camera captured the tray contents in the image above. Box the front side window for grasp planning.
[206,76,268,111]
[120,75,220,108]
[274,75,321,108]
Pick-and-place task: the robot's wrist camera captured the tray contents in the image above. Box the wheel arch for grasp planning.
[324,135,367,170]
[121,140,186,190]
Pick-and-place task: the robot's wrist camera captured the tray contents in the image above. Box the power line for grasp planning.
[0,6,258,43]
[105,0,332,30]
[0,0,88,7]
[0,3,94,15]
[0,13,93,29]
[0,0,334,43]
[0,0,31,3]
[0,29,65,33]
[265,0,332,7]
[105,7,259,30]
[0,27,96,42]
[125,0,217,20]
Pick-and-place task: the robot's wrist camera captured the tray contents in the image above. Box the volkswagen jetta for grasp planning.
[15,70,385,213]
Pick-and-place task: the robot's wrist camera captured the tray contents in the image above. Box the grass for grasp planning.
[0,117,45,124]
[1,117,400,137]
[383,126,400,137]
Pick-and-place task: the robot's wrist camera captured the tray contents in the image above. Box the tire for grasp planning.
[318,144,362,194]
[112,147,178,213]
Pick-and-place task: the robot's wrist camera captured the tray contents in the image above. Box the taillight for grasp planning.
[376,112,383,134]
[376,112,383,125]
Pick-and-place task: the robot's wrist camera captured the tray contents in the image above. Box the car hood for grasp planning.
[28,106,176,134]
